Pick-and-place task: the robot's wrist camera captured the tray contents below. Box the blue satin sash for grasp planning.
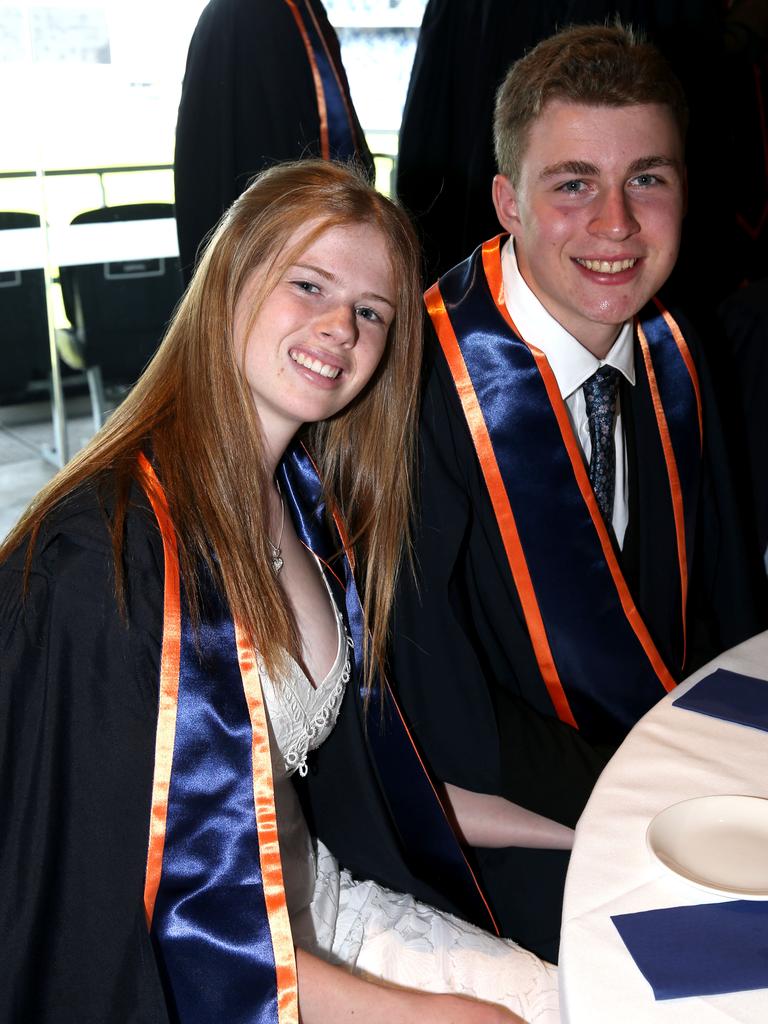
[283,0,359,162]
[150,577,285,1024]
[428,237,702,742]
[142,445,495,1023]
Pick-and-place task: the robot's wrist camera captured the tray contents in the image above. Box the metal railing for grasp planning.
[0,163,174,207]
[1,149,399,467]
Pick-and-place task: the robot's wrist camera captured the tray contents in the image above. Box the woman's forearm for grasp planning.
[296,948,407,1024]
[443,783,575,850]
[295,948,523,1024]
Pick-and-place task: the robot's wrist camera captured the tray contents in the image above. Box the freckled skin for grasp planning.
[233,221,396,455]
[492,101,686,358]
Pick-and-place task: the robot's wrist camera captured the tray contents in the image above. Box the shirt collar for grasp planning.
[500,237,636,401]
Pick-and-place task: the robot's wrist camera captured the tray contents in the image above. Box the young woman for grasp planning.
[0,161,559,1024]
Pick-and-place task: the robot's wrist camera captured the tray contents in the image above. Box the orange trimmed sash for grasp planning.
[282,0,361,162]
[137,445,496,1023]
[426,238,703,741]
[138,455,298,1024]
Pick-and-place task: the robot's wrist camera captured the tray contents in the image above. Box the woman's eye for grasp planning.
[292,280,320,294]
[356,306,382,323]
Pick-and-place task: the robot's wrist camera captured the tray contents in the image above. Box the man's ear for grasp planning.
[492,174,520,232]
[682,164,689,217]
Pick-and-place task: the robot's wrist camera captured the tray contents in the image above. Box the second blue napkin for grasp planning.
[673,668,768,733]
[612,899,768,999]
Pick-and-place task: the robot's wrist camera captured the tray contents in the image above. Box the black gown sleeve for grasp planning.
[717,279,768,554]
[681,315,768,669]
[0,492,169,1023]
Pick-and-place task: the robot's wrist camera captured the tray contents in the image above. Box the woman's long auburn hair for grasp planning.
[1,160,424,687]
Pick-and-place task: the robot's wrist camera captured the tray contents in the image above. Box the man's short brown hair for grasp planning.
[493,22,689,183]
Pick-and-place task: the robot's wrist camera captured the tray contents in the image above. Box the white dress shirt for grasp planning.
[500,238,635,547]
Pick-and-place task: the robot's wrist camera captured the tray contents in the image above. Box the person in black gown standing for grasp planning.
[174,0,373,282]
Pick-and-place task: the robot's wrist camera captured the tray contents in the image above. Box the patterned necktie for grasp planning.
[582,365,620,525]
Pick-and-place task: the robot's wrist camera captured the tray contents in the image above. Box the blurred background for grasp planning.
[0,0,428,536]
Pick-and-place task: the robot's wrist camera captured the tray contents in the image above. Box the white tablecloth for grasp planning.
[560,630,768,1023]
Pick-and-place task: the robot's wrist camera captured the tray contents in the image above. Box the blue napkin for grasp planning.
[612,900,768,999]
[673,669,768,733]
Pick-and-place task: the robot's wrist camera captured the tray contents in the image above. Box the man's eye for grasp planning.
[557,180,586,194]
[631,173,659,187]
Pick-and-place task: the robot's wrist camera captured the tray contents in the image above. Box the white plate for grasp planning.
[646,795,768,899]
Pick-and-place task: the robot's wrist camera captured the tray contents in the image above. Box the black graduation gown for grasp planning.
[389,316,768,963]
[174,0,373,281]
[0,491,169,1023]
[717,278,768,555]
[0,484,489,1023]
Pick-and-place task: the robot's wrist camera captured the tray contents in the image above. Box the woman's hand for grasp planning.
[296,948,526,1023]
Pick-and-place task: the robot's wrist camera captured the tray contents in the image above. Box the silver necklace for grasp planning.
[268,485,285,575]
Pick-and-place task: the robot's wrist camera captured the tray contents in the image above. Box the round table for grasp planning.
[559,629,768,1023]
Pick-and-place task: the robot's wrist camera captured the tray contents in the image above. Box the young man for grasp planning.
[391,23,766,963]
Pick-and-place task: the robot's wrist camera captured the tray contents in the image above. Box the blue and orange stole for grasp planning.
[282,0,362,162]
[136,449,494,1024]
[426,236,703,742]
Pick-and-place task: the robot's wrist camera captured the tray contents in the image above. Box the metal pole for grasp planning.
[22,2,68,468]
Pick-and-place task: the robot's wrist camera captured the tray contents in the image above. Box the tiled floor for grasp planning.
[0,402,95,541]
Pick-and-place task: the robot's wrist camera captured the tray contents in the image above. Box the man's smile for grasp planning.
[574,257,638,274]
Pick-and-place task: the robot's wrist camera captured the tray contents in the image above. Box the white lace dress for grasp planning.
[259,566,560,1023]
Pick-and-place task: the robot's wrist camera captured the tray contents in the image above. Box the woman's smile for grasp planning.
[288,346,345,382]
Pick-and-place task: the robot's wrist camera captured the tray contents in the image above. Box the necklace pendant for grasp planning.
[268,483,286,576]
